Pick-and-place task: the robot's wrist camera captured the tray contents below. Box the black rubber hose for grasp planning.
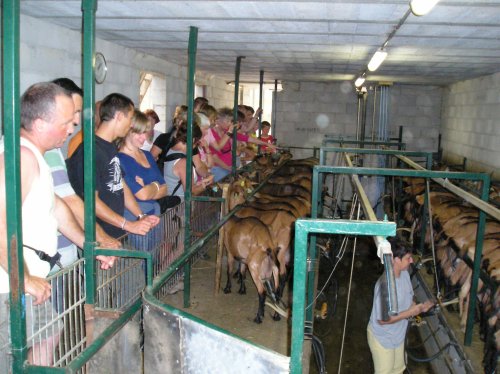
[306,333,327,374]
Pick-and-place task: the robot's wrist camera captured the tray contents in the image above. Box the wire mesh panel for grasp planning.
[26,259,86,368]
[191,199,221,244]
[95,256,145,311]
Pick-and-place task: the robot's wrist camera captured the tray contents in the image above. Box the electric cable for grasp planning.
[337,201,361,374]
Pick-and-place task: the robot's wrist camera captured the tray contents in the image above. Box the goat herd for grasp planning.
[217,152,499,372]
[221,152,315,323]
[402,178,500,373]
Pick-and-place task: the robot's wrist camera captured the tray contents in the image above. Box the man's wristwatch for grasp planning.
[137,213,148,220]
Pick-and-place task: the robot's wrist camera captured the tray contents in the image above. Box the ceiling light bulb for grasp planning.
[367,50,387,72]
[410,0,439,16]
[354,76,366,87]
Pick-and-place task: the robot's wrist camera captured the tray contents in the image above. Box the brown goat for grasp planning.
[223,216,280,324]
[235,207,296,298]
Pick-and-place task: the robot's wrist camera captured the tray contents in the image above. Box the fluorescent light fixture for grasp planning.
[367,49,387,72]
[410,0,439,16]
[354,76,366,87]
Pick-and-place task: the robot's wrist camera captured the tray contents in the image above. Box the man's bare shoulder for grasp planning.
[20,145,40,175]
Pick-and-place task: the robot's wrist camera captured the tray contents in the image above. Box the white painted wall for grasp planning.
[274,81,443,159]
[441,72,500,179]
[139,74,168,133]
[14,14,233,155]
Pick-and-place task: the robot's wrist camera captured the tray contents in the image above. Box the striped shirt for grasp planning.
[44,148,78,271]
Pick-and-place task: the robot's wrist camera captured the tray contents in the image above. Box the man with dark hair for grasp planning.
[367,237,434,374]
[46,78,119,270]
[0,82,86,368]
[67,93,159,239]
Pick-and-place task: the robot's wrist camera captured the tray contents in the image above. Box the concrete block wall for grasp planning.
[140,74,168,133]
[195,72,234,109]
[441,72,500,180]
[390,84,442,152]
[275,81,442,158]
[275,81,358,158]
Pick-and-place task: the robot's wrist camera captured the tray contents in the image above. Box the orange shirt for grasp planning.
[67,131,83,158]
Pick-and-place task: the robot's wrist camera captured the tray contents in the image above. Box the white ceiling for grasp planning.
[20,0,500,86]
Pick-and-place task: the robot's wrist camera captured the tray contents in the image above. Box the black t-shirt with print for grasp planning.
[67,136,125,238]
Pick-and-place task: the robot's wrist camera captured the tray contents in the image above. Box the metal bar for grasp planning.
[290,219,396,374]
[95,249,153,287]
[321,147,430,158]
[396,155,499,221]
[322,139,405,148]
[397,126,403,150]
[232,56,244,175]
[315,165,490,181]
[191,196,225,203]
[184,25,198,309]
[82,0,98,305]
[257,70,264,154]
[272,79,278,139]
[25,366,67,374]
[3,1,27,372]
[465,178,490,345]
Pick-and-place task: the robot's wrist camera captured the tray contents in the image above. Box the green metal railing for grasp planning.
[3,1,27,372]
[313,147,496,346]
[290,219,396,373]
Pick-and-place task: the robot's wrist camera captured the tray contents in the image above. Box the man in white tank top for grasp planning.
[0,82,87,369]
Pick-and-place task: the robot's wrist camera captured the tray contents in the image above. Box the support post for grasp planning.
[82,0,98,307]
[184,26,198,308]
[3,1,28,372]
[465,176,490,345]
[272,79,278,139]
[257,70,264,154]
[232,56,244,176]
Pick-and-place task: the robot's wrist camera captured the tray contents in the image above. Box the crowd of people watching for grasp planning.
[0,78,278,369]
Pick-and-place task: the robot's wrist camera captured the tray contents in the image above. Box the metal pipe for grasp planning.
[371,86,377,142]
[322,139,406,148]
[232,56,244,175]
[257,70,264,154]
[360,91,368,148]
[355,92,362,141]
[3,1,27,372]
[82,0,98,305]
[272,79,278,139]
[184,25,198,308]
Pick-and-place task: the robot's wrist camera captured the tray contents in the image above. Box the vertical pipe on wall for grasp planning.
[82,0,98,305]
[257,70,264,154]
[183,26,198,308]
[355,92,362,142]
[3,1,28,372]
[272,79,278,139]
[371,86,378,141]
[232,56,244,175]
[360,91,367,148]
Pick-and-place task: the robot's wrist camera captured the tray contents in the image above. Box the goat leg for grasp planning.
[238,273,247,295]
[254,292,266,324]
